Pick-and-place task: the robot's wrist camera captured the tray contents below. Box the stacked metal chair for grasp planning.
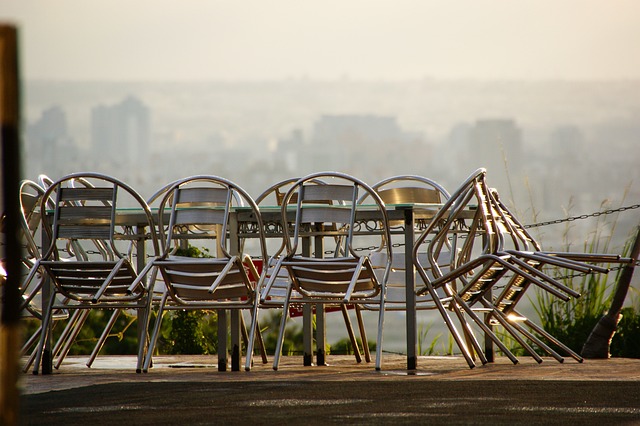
[413,168,628,367]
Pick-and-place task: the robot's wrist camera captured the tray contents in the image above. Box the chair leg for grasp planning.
[374,296,385,371]
[20,326,41,357]
[422,283,476,369]
[51,309,85,359]
[453,295,521,365]
[22,325,42,373]
[54,310,90,370]
[255,320,268,364]
[32,293,56,375]
[87,309,121,368]
[273,287,293,371]
[453,306,489,365]
[341,304,362,363]
[482,306,543,364]
[241,312,268,365]
[143,293,168,373]
[355,305,371,363]
[512,319,565,362]
[137,296,154,374]
[244,300,261,372]
[520,313,583,362]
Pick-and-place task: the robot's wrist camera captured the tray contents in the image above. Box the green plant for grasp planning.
[610,306,640,358]
[153,246,218,355]
[534,273,612,355]
[259,311,305,355]
[417,322,441,356]
[329,336,375,355]
[532,197,638,357]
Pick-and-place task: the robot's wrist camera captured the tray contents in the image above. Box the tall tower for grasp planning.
[91,96,150,165]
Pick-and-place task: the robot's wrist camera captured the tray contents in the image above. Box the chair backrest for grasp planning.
[40,173,158,263]
[369,175,451,264]
[364,175,452,305]
[372,175,450,205]
[486,187,553,313]
[37,174,54,190]
[414,168,498,281]
[157,175,267,262]
[489,188,541,252]
[256,177,329,206]
[278,172,391,261]
[18,179,46,261]
[256,177,301,206]
[256,177,334,257]
[13,180,48,316]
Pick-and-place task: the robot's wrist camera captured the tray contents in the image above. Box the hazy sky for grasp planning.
[2,0,640,81]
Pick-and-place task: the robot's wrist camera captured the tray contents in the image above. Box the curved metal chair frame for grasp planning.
[257,177,371,363]
[264,172,392,371]
[25,172,159,374]
[414,168,626,367]
[142,175,268,372]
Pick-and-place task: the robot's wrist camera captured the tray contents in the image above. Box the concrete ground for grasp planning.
[19,354,640,425]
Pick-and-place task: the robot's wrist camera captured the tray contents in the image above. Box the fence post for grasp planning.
[581,225,640,358]
[0,23,23,426]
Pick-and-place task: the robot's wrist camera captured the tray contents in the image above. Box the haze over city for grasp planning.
[3,0,638,220]
[3,0,640,82]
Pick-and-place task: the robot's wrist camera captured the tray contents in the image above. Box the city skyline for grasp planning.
[23,79,640,223]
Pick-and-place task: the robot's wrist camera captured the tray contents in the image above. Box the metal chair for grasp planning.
[0,180,69,371]
[477,187,626,363]
[25,172,159,374]
[413,169,525,368]
[142,175,268,372]
[366,175,452,312]
[414,168,621,367]
[256,177,370,364]
[81,179,185,369]
[264,172,392,371]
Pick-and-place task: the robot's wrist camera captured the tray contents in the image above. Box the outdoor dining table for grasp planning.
[237,202,468,371]
[38,203,472,373]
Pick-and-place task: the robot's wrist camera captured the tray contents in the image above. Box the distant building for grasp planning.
[444,118,523,192]
[300,114,427,181]
[25,105,77,178]
[91,96,150,165]
[470,119,523,174]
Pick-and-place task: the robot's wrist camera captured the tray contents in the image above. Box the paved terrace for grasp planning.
[19,354,640,425]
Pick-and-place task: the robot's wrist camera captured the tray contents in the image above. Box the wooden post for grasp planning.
[582,225,640,358]
[0,23,23,426]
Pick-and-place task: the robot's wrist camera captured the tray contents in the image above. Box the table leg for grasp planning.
[135,225,148,369]
[303,305,313,366]
[218,309,228,371]
[302,236,313,366]
[314,229,326,366]
[41,223,53,375]
[230,310,241,371]
[404,208,417,370]
[316,303,326,366]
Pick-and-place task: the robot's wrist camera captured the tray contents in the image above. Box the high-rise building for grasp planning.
[304,114,426,181]
[470,119,523,175]
[26,105,76,177]
[91,96,150,165]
